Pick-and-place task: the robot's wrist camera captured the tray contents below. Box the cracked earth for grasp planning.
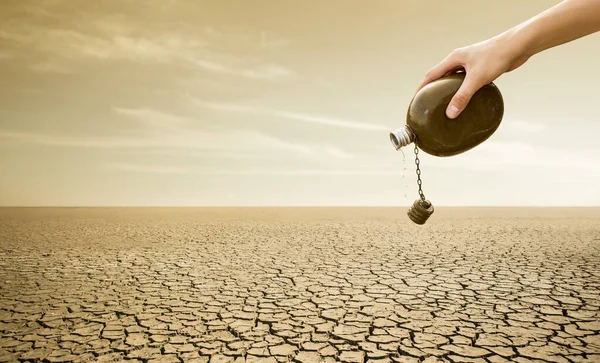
[0,207,599,363]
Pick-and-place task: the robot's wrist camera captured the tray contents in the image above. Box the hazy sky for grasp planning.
[1,0,599,206]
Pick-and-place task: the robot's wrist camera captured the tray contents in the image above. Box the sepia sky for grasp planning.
[0,0,599,206]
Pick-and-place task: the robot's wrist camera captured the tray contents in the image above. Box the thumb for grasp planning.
[446,74,481,119]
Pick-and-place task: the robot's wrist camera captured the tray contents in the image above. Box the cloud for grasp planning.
[192,99,389,131]
[324,146,354,159]
[1,104,363,159]
[102,164,407,176]
[202,26,290,50]
[115,148,279,161]
[0,128,312,154]
[113,108,189,131]
[422,140,600,177]
[259,31,290,49]
[108,163,189,174]
[0,100,363,183]
[503,120,547,133]
[189,58,292,79]
[30,61,76,74]
[200,169,398,176]
[0,130,159,148]
[0,11,292,79]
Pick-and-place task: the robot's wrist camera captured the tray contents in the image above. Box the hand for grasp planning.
[415,34,530,119]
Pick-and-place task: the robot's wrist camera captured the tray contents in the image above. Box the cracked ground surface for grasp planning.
[0,207,599,363]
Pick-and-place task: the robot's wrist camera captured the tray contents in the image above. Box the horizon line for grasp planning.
[1,205,599,208]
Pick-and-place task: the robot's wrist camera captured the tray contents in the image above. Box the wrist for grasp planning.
[499,23,537,60]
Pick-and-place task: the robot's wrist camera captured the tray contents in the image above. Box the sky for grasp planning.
[0,0,599,207]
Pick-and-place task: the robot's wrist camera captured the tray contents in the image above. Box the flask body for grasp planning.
[391,73,504,156]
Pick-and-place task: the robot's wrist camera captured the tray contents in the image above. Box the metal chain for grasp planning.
[414,139,426,201]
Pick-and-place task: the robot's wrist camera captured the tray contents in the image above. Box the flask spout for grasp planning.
[389,125,415,150]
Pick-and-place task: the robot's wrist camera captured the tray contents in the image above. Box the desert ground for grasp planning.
[0,207,599,363]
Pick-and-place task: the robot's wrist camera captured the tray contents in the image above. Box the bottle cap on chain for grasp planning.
[406,138,434,224]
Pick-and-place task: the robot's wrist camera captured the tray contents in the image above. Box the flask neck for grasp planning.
[389,125,415,150]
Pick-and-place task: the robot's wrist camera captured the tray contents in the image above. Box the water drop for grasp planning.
[398,148,408,201]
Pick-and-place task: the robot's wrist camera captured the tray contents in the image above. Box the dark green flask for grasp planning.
[390,72,504,156]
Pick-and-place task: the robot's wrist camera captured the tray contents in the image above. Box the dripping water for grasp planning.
[399,148,408,201]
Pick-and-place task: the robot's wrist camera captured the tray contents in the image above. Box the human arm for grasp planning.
[416,0,600,119]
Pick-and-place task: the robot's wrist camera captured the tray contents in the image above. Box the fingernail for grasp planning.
[447,105,459,119]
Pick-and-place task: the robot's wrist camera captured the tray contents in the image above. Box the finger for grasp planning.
[446,73,482,119]
[415,54,462,93]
